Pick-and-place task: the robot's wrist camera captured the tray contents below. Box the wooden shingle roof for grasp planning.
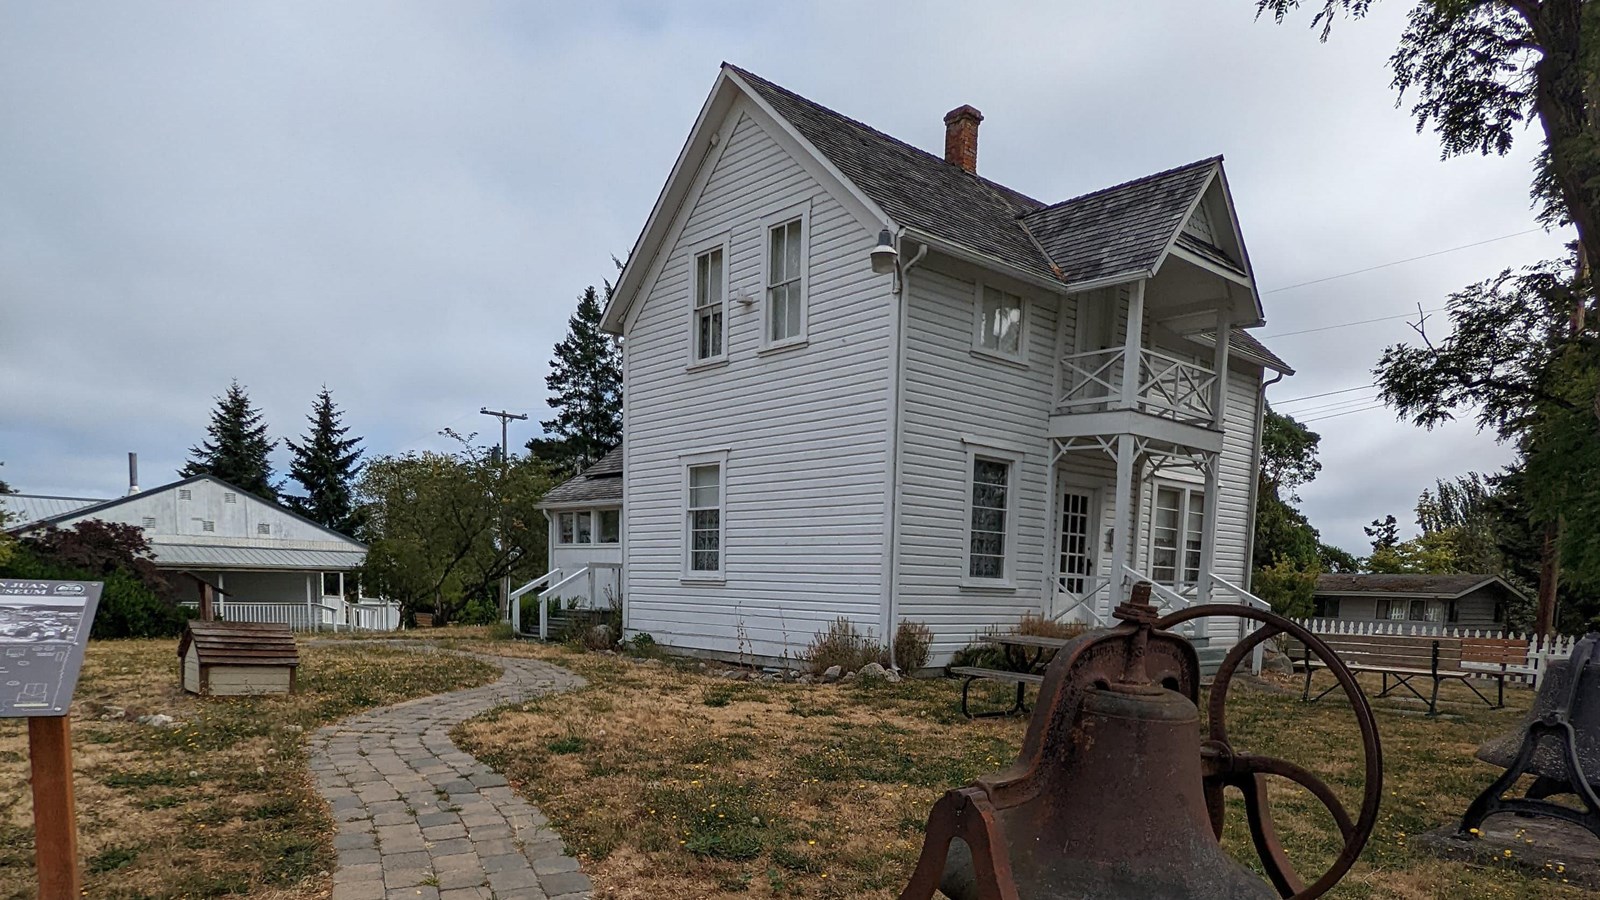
[538,446,624,507]
[178,620,300,667]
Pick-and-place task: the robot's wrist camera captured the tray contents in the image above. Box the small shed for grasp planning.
[177,620,299,696]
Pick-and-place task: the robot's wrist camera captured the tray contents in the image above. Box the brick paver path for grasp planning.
[309,646,589,900]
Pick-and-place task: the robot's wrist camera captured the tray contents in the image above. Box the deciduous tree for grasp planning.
[181,380,279,501]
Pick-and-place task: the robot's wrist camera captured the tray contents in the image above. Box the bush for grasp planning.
[456,594,498,626]
[892,619,933,672]
[0,545,189,639]
[627,632,660,657]
[803,617,888,675]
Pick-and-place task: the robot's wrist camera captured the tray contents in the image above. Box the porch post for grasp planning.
[1109,434,1136,613]
[216,571,225,619]
[1199,311,1231,604]
[306,573,316,632]
[1119,280,1146,409]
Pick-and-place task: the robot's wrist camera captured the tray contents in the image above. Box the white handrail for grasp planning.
[1209,574,1270,674]
[509,569,560,636]
[536,566,591,641]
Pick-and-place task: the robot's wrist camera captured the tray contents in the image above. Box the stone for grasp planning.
[885,670,902,683]
[587,624,614,647]
[138,713,178,728]
[821,665,842,683]
[859,662,886,680]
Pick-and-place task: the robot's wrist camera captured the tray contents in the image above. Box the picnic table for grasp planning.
[950,634,1071,719]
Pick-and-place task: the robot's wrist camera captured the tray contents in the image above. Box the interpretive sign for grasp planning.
[0,580,101,717]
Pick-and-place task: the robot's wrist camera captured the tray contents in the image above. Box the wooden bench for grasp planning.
[1291,632,1531,716]
[949,666,1045,719]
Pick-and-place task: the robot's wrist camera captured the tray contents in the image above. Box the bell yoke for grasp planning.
[899,583,1384,900]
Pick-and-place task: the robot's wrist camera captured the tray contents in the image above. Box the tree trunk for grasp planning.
[1535,519,1561,636]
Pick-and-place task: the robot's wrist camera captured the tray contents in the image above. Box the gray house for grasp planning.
[1312,574,1527,629]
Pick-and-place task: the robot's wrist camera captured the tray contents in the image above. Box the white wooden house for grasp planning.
[535,447,623,609]
[5,474,396,631]
[598,65,1291,663]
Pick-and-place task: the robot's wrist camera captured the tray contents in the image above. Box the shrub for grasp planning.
[893,619,933,672]
[1014,613,1087,641]
[802,617,888,675]
[456,594,498,626]
[0,545,189,639]
[627,632,660,657]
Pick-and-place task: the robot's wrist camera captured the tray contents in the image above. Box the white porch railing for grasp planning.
[1210,575,1270,675]
[1054,347,1216,424]
[1050,573,1113,627]
[181,596,402,633]
[1290,618,1578,687]
[1138,348,1216,423]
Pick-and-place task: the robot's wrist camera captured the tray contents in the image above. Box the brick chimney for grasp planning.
[943,105,983,174]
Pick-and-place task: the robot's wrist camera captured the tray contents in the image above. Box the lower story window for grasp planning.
[968,457,1011,580]
[1151,486,1204,587]
[557,511,592,545]
[686,463,722,574]
[597,508,621,544]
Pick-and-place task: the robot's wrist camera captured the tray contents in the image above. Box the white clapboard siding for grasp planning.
[894,260,1060,660]
[623,103,892,659]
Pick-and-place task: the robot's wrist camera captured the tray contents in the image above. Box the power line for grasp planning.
[1263,307,1447,339]
[1281,394,1382,418]
[1299,403,1391,425]
[1272,383,1376,405]
[1261,228,1544,295]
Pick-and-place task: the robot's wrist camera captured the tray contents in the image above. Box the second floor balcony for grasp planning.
[1055,345,1220,426]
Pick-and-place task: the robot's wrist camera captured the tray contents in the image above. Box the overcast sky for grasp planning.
[0,1,1567,554]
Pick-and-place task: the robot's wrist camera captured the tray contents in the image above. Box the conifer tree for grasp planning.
[181,380,279,500]
[542,284,622,471]
[286,387,365,534]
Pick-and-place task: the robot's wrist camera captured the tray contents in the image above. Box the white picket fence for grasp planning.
[181,597,403,633]
[1291,618,1579,686]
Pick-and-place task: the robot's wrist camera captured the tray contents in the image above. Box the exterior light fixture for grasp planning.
[870,228,898,274]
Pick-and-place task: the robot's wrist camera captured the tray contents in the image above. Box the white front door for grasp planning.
[1057,487,1098,595]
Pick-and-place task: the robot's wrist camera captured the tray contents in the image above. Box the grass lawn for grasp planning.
[449,639,1587,900]
[0,638,498,899]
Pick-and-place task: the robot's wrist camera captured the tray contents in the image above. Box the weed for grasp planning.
[803,616,889,675]
[893,619,934,672]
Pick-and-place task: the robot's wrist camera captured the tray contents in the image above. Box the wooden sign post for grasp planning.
[29,716,79,897]
[0,579,101,900]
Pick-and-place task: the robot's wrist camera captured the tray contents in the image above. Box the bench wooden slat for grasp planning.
[949,666,1045,685]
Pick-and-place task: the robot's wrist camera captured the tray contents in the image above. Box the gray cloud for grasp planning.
[1,1,1563,554]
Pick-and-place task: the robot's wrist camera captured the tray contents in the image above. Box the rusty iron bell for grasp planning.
[900,585,1383,900]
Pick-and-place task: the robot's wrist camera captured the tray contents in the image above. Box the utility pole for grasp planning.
[480,408,528,623]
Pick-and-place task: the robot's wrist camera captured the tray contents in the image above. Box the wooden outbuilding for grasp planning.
[177,620,299,696]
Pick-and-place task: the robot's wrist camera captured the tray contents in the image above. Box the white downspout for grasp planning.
[1243,367,1286,593]
[882,231,927,670]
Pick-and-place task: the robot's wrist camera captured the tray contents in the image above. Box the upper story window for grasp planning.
[693,245,726,363]
[974,283,1025,360]
[685,460,724,577]
[764,210,808,346]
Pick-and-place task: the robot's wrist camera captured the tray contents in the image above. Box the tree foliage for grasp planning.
[1,520,189,638]
[1252,408,1355,612]
[286,387,365,535]
[357,432,555,623]
[1258,0,1600,270]
[182,380,279,501]
[541,284,622,474]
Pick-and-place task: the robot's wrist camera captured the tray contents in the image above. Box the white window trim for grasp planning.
[680,450,729,582]
[687,235,731,369]
[758,202,811,352]
[1147,481,1206,589]
[555,510,595,546]
[961,442,1023,591]
[970,278,1029,365]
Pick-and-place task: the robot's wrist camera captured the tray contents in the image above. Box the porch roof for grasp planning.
[538,446,623,507]
[149,541,366,571]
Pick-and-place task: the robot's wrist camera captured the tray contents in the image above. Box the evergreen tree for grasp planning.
[181,380,279,500]
[286,387,365,534]
[542,283,622,471]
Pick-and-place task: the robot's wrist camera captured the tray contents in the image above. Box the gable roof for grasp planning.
[605,65,1266,333]
[727,65,1056,281]
[538,446,623,507]
[1315,574,1528,602]
[10,474,365,549]
[1019,157,1219,286]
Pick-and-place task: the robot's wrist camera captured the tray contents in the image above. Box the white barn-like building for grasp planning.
[5,474,388,630]
[596,66,1292,664]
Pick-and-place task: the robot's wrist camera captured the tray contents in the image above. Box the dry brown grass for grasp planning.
[450,638,1587,900]
[0,638,497,899]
